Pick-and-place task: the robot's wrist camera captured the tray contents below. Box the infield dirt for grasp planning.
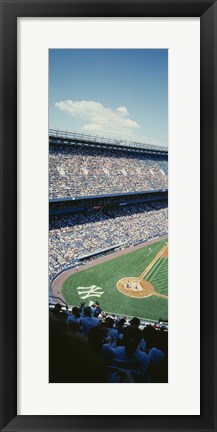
[116,244,168,299]
[117,277,155,298]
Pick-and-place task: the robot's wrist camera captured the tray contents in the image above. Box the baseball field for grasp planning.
[59,238,168,321]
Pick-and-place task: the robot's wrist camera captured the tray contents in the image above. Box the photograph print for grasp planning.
[49,49,168,383]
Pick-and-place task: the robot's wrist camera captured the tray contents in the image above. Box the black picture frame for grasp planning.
[0,0,216,431]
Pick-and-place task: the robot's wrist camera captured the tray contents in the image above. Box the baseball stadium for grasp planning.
[49,129,168,383]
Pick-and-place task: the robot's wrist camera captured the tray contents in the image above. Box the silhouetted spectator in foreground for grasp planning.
[146,328,168,383]
[49,321,107,383]
[88,326,108,352]
[49,303,67,325]
[66,306,81,325]
[105,317,118,342]
[80,306,100,336]
[105,327,149,379]
[130,317,140,328]
[79,302,86,317]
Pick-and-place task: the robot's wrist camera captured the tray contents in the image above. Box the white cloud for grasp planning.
[122,118,140,128]
[116,106,128,115]
[55,100,140,139]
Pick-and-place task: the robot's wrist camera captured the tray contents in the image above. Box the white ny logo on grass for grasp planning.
[77,285,104,300]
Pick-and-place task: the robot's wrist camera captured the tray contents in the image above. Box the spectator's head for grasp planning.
[72,306,80,318]
[130,317,140,328]
[117,318,126,329]
[96,301,100,307]
[83,306,92,317]
[143,325,159,349]
[80,302,85,308]
[106,317,114,328]
[53,303,62,315]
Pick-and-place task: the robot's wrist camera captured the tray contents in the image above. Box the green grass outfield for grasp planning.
[146,258,168,297]
[62,239,168,321]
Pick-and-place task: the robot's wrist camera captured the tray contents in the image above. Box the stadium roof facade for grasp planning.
[49,128,168,156]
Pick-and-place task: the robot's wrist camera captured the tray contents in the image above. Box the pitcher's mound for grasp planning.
[117,277,155,298]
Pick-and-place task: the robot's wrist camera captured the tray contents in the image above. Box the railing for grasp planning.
[49,295,68,310]
[49,189,168,203]
[49,128,168,153]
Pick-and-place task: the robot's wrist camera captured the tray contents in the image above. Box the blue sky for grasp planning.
[49,49,168,147]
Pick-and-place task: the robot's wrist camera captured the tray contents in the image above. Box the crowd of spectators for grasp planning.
[49,303,168,383]
[49,201,168,277]
[49,142,168,383]
[49,144,168,199]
